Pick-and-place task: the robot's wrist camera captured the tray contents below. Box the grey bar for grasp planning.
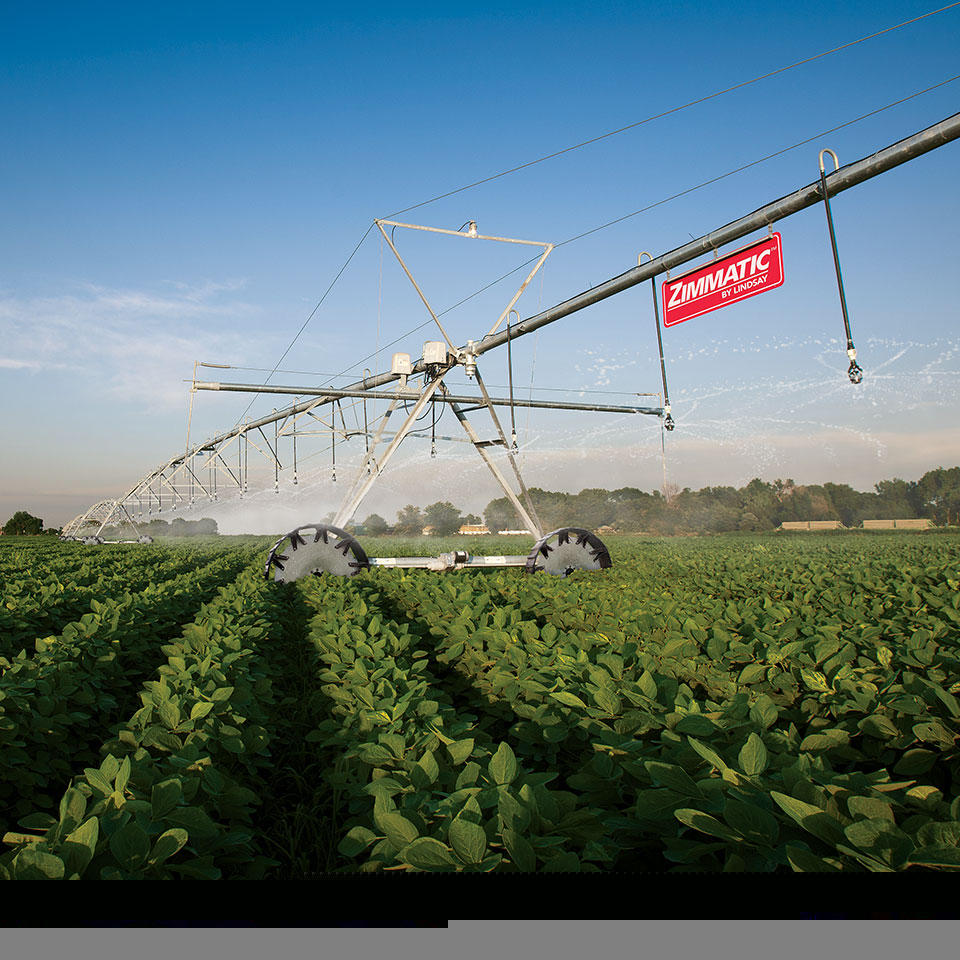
[194,380,660,415]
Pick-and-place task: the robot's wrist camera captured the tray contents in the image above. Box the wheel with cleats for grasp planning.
[265,524,370,582]
[525,527,612,577]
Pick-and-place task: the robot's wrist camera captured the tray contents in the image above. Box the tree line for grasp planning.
[351,466,960,536]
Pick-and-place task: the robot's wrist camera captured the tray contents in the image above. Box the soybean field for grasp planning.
[1,531,959,879]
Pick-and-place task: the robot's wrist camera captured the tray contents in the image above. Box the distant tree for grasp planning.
[915,467,960,525]
[3,511,43,535]
[462,513,481,526]
[169,517,189,537]
[194,518,218,536]
[483,497,514,534]
[821,483,871,527]
[395,504,424,536]
[424,501,463,536]
[364,513,389,536]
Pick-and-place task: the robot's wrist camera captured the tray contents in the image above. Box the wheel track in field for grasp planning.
[239,580,347,878]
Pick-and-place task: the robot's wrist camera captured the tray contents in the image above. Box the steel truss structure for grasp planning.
[65,112,960,560]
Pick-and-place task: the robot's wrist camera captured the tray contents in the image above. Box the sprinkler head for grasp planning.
[664,413,675,431]
[848,360,863,384]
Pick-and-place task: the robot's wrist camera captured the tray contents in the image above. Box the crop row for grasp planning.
[368,539,960,870]
[298,574,623,871]
[0,550,259,834]
[0,544,238,655]
[0,560,293,879]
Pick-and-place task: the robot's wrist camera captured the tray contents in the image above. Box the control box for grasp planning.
[423,341,449,365]
[391,352,412,375]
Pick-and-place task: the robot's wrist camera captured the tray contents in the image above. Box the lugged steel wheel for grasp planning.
[525,527,612,577]
[265,524,370,582]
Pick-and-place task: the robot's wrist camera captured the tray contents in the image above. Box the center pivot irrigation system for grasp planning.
[62,112,960,579]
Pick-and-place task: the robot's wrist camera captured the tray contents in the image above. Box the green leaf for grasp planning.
[687,737,728,772]
[447,739,475,765]
[99,755,120,782]
[770,791,846,848]
[448,818,487,865]
[115,756,131,794]
[17,813,57,831]
[58,787,87,835]
[907,846,960,869]
[359,744,393,764]
[786,844,840,872]
[930,685,960,719]
[498,790,530,833]
[375,812,419,851]
[541,851,580,872]
[675,807,742,843]
[151,779,183,820]
[847,796,895,822]
[401,837,457,869]
[843,819,913,868]
[723,798,778,846]
[644,761,701,796]
[456,762,481,790]
[190,701,214,721]
[551,691,588,709]
[675,715,716,736]
[502,828,537,871]
[913,720,956,748]
[417,750,440,785]
[737,663,767,685]
[14,849,65,880]
[210,686,234,702]
[637,670,657,699]
[800,669,831,693]
[749,694,778,730]
[166,806,219,841]
[593,688,621,715]
[158,700,181,730]
[84,768,113,796]
[738,733,769,776]
[894,749,938,775]
[379,733,406,760]
[858,715,899,740]
[109,822,151,872]
[489,742,518,786]
[61,817,99,877]
[148,828,189,866]
[635,788,686,821]
[916,821,960,848]
[338,825,378,858]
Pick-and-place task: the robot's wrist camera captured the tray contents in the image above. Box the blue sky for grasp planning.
[2,1,958,531]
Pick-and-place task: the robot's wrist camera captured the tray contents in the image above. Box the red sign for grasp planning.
[661,232,784,327]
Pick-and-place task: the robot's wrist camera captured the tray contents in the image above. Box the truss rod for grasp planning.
[193,381,661,415]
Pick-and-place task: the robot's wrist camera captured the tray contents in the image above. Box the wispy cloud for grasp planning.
[0,280,262,410]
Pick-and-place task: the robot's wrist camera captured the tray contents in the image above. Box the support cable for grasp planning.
[383,3,960,219]
[319,74,959,393]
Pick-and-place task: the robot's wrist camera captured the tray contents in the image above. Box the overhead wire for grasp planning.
[382,2,960,219]
[231,221,374,429]
[240,12,958,445]
[323,72,960,393]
